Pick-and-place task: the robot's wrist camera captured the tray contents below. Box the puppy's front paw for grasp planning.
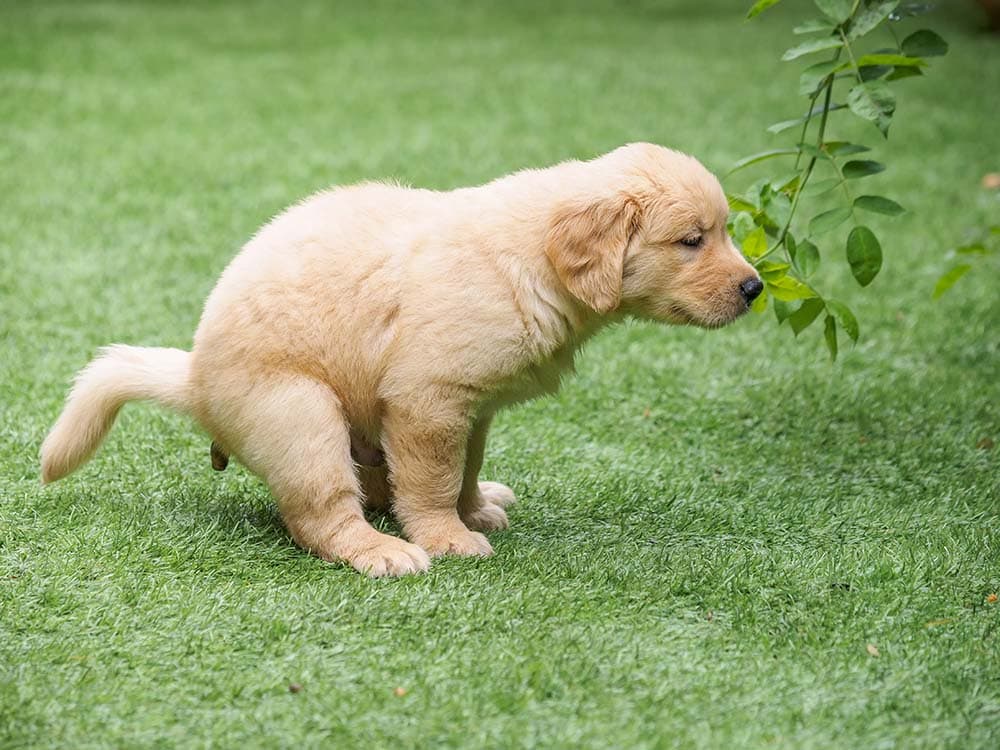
[411,523,494,558]
[478,481,517,507]
[462,501,509,532]
[346,535,431,577]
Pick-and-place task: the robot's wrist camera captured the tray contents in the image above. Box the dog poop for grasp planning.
[210,441,229,471]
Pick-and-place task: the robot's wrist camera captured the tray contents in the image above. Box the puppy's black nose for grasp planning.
[739,277,764,305]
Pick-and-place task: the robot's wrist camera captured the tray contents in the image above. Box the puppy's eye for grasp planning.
[680,235,703,248]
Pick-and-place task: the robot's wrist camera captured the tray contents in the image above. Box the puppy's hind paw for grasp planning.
[462,501,509,532]
[478,481,517,507]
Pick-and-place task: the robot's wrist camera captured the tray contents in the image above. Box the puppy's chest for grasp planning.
[484,341,577,411]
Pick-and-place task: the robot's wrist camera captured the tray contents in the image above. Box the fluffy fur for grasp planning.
[41,143,761,576]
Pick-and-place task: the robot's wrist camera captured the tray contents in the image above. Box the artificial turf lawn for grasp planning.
[1,1,998,747]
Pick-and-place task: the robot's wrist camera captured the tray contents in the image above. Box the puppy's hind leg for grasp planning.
[457,416,514,533]
[226,376,429,577]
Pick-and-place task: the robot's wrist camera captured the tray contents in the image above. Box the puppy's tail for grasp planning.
[40,345,193,484]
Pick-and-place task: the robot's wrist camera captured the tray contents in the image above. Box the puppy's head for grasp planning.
[545,143,762,327]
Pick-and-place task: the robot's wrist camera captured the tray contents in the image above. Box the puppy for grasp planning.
[40,143,762,576]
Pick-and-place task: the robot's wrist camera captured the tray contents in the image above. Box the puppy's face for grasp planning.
[621,170,762,328]
[545,145,762,328]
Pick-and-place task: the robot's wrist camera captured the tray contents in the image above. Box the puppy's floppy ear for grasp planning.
[545,193,641,314]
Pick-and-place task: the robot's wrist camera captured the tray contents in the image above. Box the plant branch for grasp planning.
[758,54,839,263]
[838,27,863,83]
[793,87,825,171]
[885,21,902,51]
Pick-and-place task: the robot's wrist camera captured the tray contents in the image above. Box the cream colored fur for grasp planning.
[41,143,760,577]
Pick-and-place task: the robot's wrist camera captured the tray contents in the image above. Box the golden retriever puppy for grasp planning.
[40,143,762,577]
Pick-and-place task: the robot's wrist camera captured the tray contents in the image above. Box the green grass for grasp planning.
[2,1,999,747]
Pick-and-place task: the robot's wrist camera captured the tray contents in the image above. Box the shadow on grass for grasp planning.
[177,486,409,569]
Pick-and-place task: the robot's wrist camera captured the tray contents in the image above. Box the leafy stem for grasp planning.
[758,52,839,263]
[838,27,864,84]
[733,0,947,358]
[793,87,826,171]
[832,160,856,217]
[885,21,902,52]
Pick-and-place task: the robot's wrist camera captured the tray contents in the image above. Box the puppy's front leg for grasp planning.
[458,416,515,532]
[383,401,493,558]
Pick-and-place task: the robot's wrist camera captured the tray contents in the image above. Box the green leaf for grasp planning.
[767,118,804,135]
[767,274,816,301]
[773,298,793,324]
[886,66,924,81]
[803,178,842,196]
[751,286,769,313]
[789,297,826,335]
[796,239,821,278]
[854,195,905,215]
[933,264,972,298]
[846,225,883,286]
[858,64,893,82]
[757,260,791,282]
[824,141,871,156]
[955,243,988,255]
[810,101,847,118]
[763,189,792,230]
[847,0,899,40]
[730,210,756,243]
[891,3,935,19]
[847,80,896,136]
[814,0,853,24]
[785,232,797,259]
[766,103,847,133]
[854,53,926,68]
[843,160,886,179]
[990,226,1000,236]
[902,29,949,57]
[797,142,831,161]
[727,149,799,175]
[782,37,843,61]
[747,0,785,18]
[800,60,840,96]
[774,172,801,195]
[825,299,860,342]
[742,226,768,260]
[824,314,839,360]
[809,207,853,235]
[728,195,757,214]
[747,178,774,210]
[794,18,835,34]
